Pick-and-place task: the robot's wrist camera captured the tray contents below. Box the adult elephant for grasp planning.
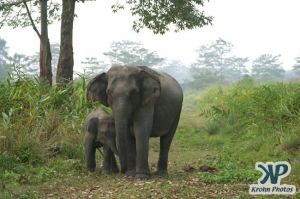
[87,65,183,179]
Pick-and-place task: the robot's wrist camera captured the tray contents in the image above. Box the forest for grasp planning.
[0,0,300,198]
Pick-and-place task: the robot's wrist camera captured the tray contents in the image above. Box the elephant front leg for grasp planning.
[135,134,150,180]
[133,106,154,180]
[103,147,119,174]
[125,134,136,177]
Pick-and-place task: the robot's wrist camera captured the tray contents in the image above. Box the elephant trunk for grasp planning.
[114,117,129,173]
[84,133,96,172]
[113,103,132,173]
[108,139,119,156]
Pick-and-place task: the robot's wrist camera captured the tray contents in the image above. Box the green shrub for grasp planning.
[0,73,96,185]
[205,121,220,135]
[191,79,300,185]
[14,141,44,165]
[0,152,20,172]
[282,133,300,152]
[199,80,300,131]
[58,142,84,160]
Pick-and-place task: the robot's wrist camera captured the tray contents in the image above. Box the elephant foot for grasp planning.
[135,173,150,180]
[120,167,127,174]
[88,171,96,176]
[125,170,136,177]
[103,168,119,175]
[155,170,168,177]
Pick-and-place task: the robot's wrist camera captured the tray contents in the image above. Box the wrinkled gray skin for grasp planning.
[87,65,183,179]
[84,108,119,174]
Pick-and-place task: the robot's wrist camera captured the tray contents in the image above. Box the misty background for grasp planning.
[0,37,300,91]
[1,0,300,90]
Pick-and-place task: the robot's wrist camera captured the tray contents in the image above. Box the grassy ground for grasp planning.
[0,134,257,199]
[0,76,299,198]
[1,129,298,199]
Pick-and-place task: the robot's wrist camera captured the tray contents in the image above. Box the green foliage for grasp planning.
[199,78,300,131]
[0,0,61,28]
[0,152,20,172]
[1,72,299,197]
[282,132,300,152]
[111,0,212,34]
[0,72,98,187]
[103,40,165,67]
[189,38,249,90]
[195,79,300,185]
[200,153,259,183]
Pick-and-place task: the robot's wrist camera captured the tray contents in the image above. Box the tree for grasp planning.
[113,0,213,34]
[56,0,212,86]
[0,37,11,81]
[81,57,109,77]
[191,39,233,83]
[0,0,61,85]
[25,43,60,77]
[159,60,191,84]
[10,53,39,76]
[251,54,285,82]
[222,56,249,83]
[292,56,300,76]
[39,0,52,85]
[103,40,165,67]
[190,38,248,89]
[56,0,75,87]
[188,67,220,90]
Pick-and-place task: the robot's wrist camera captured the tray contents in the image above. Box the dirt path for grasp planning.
[43,175,250,199]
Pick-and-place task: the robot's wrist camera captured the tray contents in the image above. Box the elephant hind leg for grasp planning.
[157,114,180,176]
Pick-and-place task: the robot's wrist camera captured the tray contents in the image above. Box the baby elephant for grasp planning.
[84,108,119,174]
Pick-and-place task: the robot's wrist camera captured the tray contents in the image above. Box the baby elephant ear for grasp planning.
[86,73,108,106]
[140,66,161,105]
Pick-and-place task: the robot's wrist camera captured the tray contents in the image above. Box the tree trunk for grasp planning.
[56,0,75,87]
[39,0,52,86]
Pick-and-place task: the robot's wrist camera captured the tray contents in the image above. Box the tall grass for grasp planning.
[199,78,300,134]
[196,78,300,184]
[0,72,99,181]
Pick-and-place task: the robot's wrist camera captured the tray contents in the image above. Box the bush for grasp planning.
[193,79,300,185]
[199,79,300,134]
[0,73,97,183]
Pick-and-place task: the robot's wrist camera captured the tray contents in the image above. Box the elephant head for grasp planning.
[84,115,118,172]
[86,65,161,172]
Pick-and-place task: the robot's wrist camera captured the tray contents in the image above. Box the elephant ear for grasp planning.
[140,66,161,105]
[87,73,108,106]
